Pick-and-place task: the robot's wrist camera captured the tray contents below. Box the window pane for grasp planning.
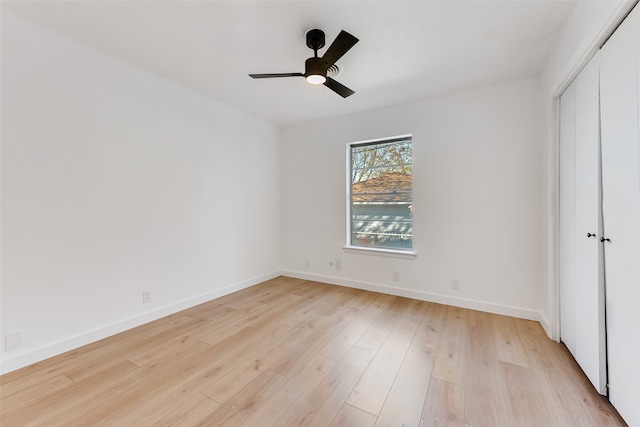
[350,138,412,250]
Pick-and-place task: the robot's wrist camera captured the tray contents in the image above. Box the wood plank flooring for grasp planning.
[0,277,627,426]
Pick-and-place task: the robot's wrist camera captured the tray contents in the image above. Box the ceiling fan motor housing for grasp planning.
[304,57,327,79]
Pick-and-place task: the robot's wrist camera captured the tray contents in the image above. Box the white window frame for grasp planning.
[344,135,416,259]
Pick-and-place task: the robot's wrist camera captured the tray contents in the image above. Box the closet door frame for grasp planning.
[554,1,638,402]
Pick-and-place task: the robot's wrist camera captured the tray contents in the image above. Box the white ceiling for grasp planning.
[2,1,576,127]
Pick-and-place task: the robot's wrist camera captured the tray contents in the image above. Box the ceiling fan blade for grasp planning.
[321,30,359,68]
[249,73,303,79]
[324,77,355,98]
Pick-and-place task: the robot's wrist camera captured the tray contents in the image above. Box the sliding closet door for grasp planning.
[600,5,640,426]
[573,51,606,394]
[559,81,577,357]
[559,51,606,394]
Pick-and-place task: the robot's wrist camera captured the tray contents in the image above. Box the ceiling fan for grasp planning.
[249,29,359,98]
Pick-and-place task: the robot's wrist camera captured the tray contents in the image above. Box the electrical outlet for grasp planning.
[452,279,460,290]
[142,290,152,304]
[393,271,400,282]
[305,259,310,268]
[335,258,342,270]
[5,331,22,351]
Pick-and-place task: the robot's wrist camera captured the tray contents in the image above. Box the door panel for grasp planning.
[600,6,640,426]
[559,81,577,357]
[574,51,606,394]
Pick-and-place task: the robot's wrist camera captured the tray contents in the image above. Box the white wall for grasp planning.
[539,0,635,339]
[281,77,546,324]
[0,12,281,374]
[5,0,634,374]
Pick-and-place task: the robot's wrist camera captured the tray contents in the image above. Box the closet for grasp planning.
[559,4,640,426]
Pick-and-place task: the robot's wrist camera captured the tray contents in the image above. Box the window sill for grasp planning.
[342,246,417,260]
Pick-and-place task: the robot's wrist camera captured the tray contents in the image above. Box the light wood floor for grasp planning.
[0,277,627,426]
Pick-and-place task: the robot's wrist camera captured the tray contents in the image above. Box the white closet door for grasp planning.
[559,81,577,357]
[574,51,606,394]
[600,5,640,426]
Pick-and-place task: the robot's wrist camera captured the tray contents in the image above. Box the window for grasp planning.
[347,135,413,252]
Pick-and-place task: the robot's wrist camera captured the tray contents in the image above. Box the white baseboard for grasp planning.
[1,269,552,375]
[282,270,546,325]
[0,271,280,375]
[537,311,553,339]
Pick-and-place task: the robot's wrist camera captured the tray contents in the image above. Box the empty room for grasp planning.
[1,1,639,426]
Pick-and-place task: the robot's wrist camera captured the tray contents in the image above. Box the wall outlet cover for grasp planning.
[5,331,22,351]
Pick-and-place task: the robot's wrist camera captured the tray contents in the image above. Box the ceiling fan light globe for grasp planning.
[306,74,326,85]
